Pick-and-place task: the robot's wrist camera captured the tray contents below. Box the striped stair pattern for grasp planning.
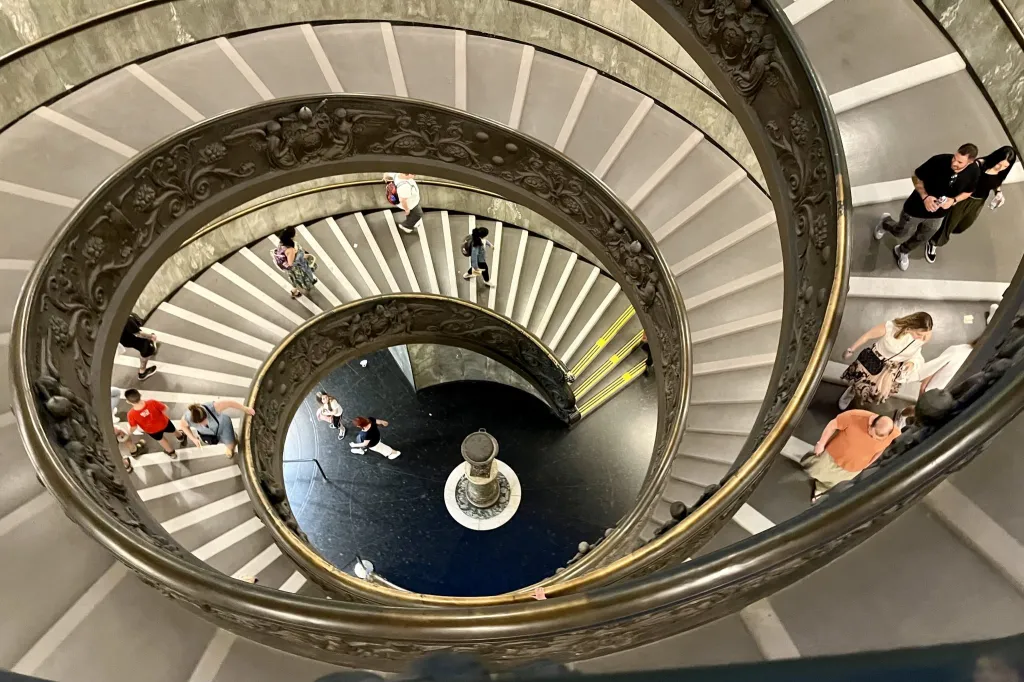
[2,1,1023,678]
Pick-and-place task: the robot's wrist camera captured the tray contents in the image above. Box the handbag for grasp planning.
[199,405,221,445]
[855,338,914,377]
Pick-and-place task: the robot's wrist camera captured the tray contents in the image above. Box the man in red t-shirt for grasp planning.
[125,389,186,458]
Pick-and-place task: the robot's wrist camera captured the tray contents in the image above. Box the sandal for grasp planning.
[123,457,133,473]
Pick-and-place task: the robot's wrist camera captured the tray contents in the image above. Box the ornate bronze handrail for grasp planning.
[547,0,850,580]
[13,93,690,604]
[241,294,579,597]
[13,0,849,665]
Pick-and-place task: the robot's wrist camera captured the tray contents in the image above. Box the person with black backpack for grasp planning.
[179,400,256,459]
[462,226,494,286]
[385,172,424,235]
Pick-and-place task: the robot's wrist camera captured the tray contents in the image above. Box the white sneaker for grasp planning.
[838,386,854,410]
[893,245,910,271]
[874,213,890,240]
[387,451,401,460]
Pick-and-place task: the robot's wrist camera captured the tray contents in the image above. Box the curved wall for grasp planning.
[0,1,761,185]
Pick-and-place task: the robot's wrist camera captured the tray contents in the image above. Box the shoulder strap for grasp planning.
[883,339,915,362]
[204,402,220,429]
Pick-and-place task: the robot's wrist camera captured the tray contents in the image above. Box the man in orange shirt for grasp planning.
[125,389,187,458]
[803,409,900,501]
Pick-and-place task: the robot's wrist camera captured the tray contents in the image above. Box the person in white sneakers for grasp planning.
[350,416,400,459]
[462,225,495,287]
[315,391,346,439]
[387,172,423,235]
[873,144,979,271]
[838,312,932,409]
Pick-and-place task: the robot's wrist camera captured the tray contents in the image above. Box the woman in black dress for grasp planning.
[926,146,1016,263]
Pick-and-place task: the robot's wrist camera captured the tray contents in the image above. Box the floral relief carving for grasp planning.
[683,0,798,104]
[224,101,395,170]
[11,53,843,659]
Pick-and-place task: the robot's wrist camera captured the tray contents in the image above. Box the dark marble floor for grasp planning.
[282,347,656,597]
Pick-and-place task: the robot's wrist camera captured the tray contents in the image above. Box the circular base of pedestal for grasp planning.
[444,460,521,531]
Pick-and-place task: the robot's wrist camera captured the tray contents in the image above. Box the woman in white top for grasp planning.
[315,391,345,439]
[839,312,933,409]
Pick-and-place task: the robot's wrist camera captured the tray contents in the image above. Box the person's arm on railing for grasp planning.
[842,323,887,360]
[213,399,256,416]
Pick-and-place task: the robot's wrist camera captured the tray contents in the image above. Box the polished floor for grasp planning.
[282,348,656,596]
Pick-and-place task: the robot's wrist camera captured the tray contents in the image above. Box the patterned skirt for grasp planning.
[841,345,911,406]
[287,250,318,292]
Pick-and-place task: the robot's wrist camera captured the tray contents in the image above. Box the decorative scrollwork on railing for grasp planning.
[10,0,862,667]
[14,92,688,607]
[551,0,848,579]
[242,295,578,595]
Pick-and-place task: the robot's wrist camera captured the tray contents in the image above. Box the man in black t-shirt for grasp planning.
[874,143,980,271]
[350,416,401,459]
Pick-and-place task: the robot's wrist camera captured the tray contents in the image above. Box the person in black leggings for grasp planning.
[120,315,158,381]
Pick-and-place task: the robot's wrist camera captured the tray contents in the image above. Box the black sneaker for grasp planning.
[138,366,157,381]
[397,224,415,234]
[924,242,937,264]
[176,431,188,447]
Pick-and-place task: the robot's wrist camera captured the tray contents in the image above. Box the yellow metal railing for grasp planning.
[568,307,636,378]
[573,330,645,399]
[578,358,648,417]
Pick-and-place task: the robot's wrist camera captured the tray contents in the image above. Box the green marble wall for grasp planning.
[919,0,1024,152]
[0,0,762,186]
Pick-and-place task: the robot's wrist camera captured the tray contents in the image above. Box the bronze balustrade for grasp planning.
[11,0,861,667]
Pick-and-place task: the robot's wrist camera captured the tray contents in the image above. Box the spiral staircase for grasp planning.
[2,0,1024,679]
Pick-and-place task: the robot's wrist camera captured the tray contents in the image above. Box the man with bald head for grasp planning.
[803,409,901,501]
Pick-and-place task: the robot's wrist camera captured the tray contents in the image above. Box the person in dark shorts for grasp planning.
[125,389,187,458]
[120,315,158,381]
[350,416,400,459]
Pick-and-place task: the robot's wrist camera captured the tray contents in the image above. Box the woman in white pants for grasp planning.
[350,416,400,459]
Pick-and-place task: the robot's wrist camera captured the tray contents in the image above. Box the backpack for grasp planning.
[385,180,400,206]
[461,235,473,257]
[272,245,290,270]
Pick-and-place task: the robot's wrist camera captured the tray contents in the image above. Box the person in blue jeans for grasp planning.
[462,226,495,287]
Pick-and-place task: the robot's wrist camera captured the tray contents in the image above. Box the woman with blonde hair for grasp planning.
[839,312,933,409]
